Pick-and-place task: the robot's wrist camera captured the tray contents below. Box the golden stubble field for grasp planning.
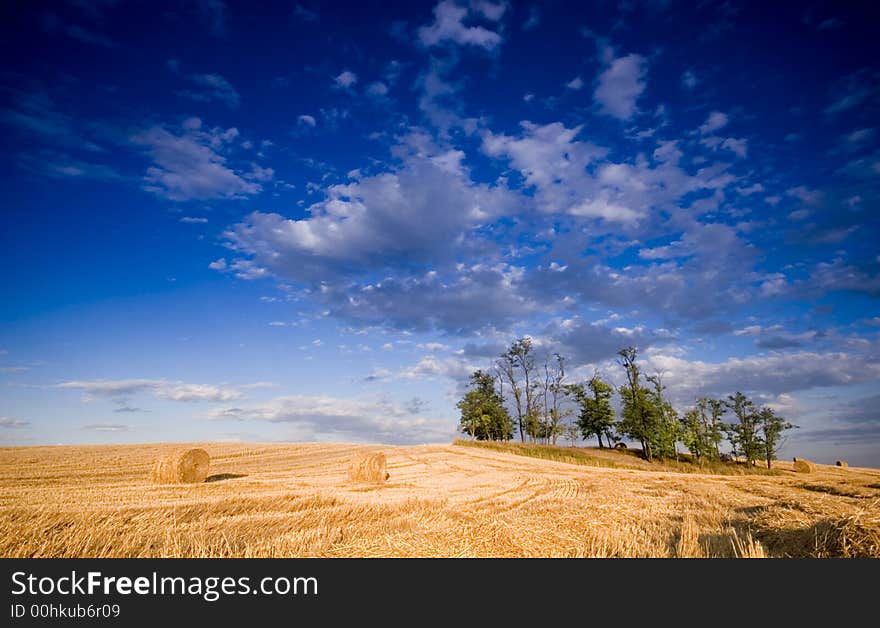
[1,442,878,558]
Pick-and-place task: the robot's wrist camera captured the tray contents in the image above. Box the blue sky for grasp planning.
[1,0,878,466]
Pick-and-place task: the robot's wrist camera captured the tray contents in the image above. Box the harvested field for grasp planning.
[1,441,877,558]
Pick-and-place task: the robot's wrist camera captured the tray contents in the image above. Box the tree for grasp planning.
[723,392,762,466]
[680,397,725,461]
[563,422,581,446]
[568,374,616,448]
[646,373,680,460]
[497,338,538,442]
[616,347,658,461]
[699,397,725,459]
[757,406,797,469]
[538,353,568,444]
[457,370,514,441]
[680,408,707,461]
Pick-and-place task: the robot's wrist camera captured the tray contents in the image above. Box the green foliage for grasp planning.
[497,337,538,442]
[477,340,802,469]
[457,370,514,441]
[723,392,763,466]
[616,347,661,460]
[646,374,680,459]
[567,374,616,448]
[757,406,797,469]
[680,397,725,461]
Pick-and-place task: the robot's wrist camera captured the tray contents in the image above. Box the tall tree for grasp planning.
[457,370,514,441]
[723,392,762,466]
[567,374,616,448]
[646,373,680,459]
[757,406,797,469]
[616,347,657,461]
[681,397,725,461]
[497,338,538,442]
[700,397,725,459]
[539,353,568,444]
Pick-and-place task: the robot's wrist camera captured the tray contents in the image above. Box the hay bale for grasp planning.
[836,460,849,468]
[613,442,627,450]
[793,457,816,473]
[151,448,210,484]
[347,452,389,484]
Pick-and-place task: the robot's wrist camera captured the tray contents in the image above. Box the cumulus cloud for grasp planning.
[418,0,506,51]
[178,73,240,108]
[546,317,675,365]
[593,50,647,120]
[637,345,880,405]
[565,76,584,90]
[825,69,878,115]
[195,0,226,37]
[57,379,247,402]
[82,423,130,432]
[208,394,455,444]
[0,417,29,429]
[334,70,358,89]
[224,132,517,282]
[732,325,818,349]
[698,111,729,135]
[366,81,389,97]
[522,5,540,30]
[41,12,116,47]
[323,264,536,334]
[132,120,262,201]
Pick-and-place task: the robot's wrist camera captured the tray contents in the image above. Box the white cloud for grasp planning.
[594,51,647,120]
[179,73,240,108]
[482,120,733,225]
[58,379,247,403]
[0,417,29,429]
[195,0,226,37]
[698,111,729,135]
[826,69,877,115]
[418,0,505,50]
[208,258,227,270]
[367,81,389,97]
[481,121,604,189]
[720,137,747,158]
[398,354,476,381]
[41,12,116,47]
[180,216,208,224]
[522,5,540,30]
[644,348,880,401]
[82,423,130,432]
[334,70,358,89]
[132,122,262,201]
[208,394,455,444]
[297,114,316,127]
[681,69,698,90]
[224,133,517,281]
[568,197,641,223]
[565,76,584,90]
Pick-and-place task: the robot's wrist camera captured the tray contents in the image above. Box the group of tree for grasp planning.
[458,340,797,468]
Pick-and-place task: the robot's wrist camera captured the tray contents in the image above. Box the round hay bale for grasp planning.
[347,452,389,484]
[836,460,849,468]
[613,442,627,450]
[792,457,816,473]
[151,448,210,484]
